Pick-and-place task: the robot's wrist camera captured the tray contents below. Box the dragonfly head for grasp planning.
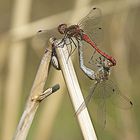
[58,24,67,34]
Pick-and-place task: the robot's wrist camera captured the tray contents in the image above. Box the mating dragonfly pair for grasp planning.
[38,7,133,128]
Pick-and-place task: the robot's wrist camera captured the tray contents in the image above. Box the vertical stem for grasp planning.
[13,43,53,140]
[54,39,97,140]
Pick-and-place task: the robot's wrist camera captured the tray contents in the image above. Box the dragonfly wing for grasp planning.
[76,82,98,115]
[80,39,106,74]
[78,8,104,73]
[92,80,112,99]
[104,79,133,109]
[78,7,103,46]
[32,27,63,49]
[78,7,101,27]
[97,98,106,129]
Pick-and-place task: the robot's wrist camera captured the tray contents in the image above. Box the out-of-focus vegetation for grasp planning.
[0,0,140,140]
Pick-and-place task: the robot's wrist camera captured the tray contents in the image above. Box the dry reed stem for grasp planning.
[13,41,59,140]
[54,39,97,140]
[33,72,65,140]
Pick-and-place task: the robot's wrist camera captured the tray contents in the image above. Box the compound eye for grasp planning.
[58,24,67,34]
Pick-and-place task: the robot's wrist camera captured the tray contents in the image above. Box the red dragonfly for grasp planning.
[36,7,116,74]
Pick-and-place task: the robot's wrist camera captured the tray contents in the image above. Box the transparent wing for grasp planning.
[76,81,107,128]
[78,7,103,45]
[105,79,133,109]
[32,27,63,49]
[92,79,132,128]
[88,81,108,129]
[93,79,133,109]
[81,40,105,72]
[97,98,106,129]
[93,81,113,99]
[78,8,104,74]
[78,7,101,27]
[76,82,98,115]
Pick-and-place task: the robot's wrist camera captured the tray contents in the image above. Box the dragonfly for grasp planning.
[50,35,133,128]
[76,52,133,128]
[36,7,116,78]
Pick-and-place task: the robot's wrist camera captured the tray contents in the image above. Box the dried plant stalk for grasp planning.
[13,42,59,140]
[54,39,97,140]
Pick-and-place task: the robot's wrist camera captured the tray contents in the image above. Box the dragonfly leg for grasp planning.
[78,41,96,80]
[66,38,73,63]
[76,82,98,115]
[65,38,78,63]
[70,38,78,54]
[88,50,96,65]
[66,38,77,59]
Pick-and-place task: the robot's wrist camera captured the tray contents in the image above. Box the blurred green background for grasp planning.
[0,0,140,140]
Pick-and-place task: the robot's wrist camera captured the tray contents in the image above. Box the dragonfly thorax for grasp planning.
[58,24,83,38]
[96,67,110,82]
[95,58,111,82]
[66,25,83,38]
